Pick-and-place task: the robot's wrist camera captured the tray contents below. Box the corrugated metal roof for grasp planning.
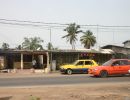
[100,49,114,54]
[50,49,100,53]
[0,49,114,54]
[50,49,114,54]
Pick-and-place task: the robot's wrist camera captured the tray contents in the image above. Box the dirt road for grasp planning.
[0,82,130,100]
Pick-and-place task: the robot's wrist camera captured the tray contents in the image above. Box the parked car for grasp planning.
[88,59,130,78]
[60,59,98,75]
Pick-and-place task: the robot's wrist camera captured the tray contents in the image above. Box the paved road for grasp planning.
[0,74,130,87]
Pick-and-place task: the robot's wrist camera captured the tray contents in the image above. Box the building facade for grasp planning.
[0,49,114,71]
[123,40,130,48]
[102,40,130,59]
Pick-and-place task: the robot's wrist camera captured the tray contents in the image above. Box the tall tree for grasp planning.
[1,42,9,50]
[22,37,44,50]
[47,42,58,50]
[47,42,53,50]
[80,30,96,49]
[16,45,22,50]
[62,23,82,49]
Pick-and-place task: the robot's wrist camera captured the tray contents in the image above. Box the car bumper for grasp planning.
[88,69,99,76]
[60,69,67,73]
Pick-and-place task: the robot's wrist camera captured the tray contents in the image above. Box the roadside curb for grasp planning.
[0,71,61,78]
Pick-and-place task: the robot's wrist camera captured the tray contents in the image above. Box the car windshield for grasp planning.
[72,60,78,65]
[102,59,113,66]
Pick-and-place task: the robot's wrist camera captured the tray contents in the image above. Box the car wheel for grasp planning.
[100,70,108,78]
[67,69,72,75]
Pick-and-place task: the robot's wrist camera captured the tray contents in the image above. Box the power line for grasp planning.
[0,18,130,29]
[0,21,66,28]
[0,18,129,49]
[0,18,68,26]
[81,24,130,28]
[0,21,130,32]
[0,18,130,35]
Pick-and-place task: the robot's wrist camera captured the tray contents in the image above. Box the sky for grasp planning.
[0,0,130,49]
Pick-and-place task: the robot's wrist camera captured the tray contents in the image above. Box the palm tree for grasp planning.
[22,37,44,50]
[1,42,9,50]
[80,30,96,49]
[47,42,59,50]
[62,23,82,49]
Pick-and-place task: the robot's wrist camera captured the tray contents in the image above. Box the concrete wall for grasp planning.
[124,41,130,48]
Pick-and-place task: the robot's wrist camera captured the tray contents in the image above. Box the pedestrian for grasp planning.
[32,59,36,69]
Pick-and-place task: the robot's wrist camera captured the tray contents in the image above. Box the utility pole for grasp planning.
[50,27,52,71]
[50,28,52,45]
[96,24,99,49]
[46,27,52,73]
[113,28,115,45]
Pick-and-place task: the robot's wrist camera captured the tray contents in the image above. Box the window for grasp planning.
[85,61,92,65]
[76,61,84,66]
[112,61,120,66]
[120,60,129,65]
[128,61,130,65]
[102,59,112,66]
[112,60,129,66]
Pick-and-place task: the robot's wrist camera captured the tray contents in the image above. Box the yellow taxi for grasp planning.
[60,59,98,75]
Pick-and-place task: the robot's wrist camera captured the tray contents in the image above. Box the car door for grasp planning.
[119,60,130,74]
[110,61,122,74]
[75,61,84,73]
[83,61,93,73]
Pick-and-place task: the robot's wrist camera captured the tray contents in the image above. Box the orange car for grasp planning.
[88,59,130,77]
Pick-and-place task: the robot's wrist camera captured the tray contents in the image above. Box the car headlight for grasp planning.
[60,66,64,69]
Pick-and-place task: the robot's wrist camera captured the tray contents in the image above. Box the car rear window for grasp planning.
[111,60,130,66]
[120,60,129,65]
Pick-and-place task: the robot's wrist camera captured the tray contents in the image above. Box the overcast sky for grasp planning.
[0,0,130,49]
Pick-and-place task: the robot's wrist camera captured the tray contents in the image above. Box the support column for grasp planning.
[21,53,23,70]
[45,52,50,73]
[38,55,43,69]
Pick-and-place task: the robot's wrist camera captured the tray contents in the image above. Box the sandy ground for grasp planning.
[0,82,130,100]
[0,72,130,100]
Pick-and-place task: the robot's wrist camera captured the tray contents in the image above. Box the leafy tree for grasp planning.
[22,37,44,50]
[62,23,82,49]
[1,42,9,50]
[16,45,22,50]
[80,30,96,49]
